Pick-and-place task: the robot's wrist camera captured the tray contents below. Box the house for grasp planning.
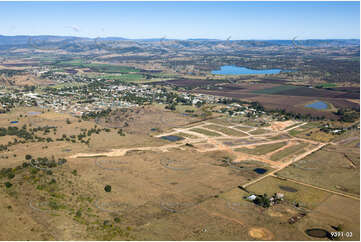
[246,194,257,201]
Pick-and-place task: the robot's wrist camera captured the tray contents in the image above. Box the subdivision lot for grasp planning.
[235,141,287,155]
[270,142,309,162]
[277,143,360,196]
[246,176,332,209]
[189,128,222,137]
[203,124,248,136]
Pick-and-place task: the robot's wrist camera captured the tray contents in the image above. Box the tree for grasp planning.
[104,185,112,192]
[4,182,12,188]
[200,105,212,120]
[75,210,82,217]
[25,154,32,160]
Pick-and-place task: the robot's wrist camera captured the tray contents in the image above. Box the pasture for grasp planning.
[0,106,358,240]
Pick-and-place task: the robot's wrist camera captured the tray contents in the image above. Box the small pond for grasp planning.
[279,185,298,192]
[305,101,329,110]
[305,228,331,238]
[253,168,268,174]
[212,65,285,75]
[160,135,184,142]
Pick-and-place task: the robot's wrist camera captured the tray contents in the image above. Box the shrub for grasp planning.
[58,158,67,165]
[117,129,125,136]
[36,185,45,190]
[103,220,111,226]
[72,170,77,176]
[104,185,112,192]
[48,200,60,210]
[4,182,12,188]
[75,210,82,217]
[335,224,344,231]
[114,217,120,223]
[25,154,32,160]
[7,173,15,179]
[30,168,39,174]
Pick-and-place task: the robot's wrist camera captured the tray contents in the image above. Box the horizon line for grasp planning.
[0,34,360,41]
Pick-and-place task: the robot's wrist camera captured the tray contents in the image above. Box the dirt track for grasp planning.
[70,120,320,172]
[272,174,360,201]
[242,142,327,188]
[71,119,359,199]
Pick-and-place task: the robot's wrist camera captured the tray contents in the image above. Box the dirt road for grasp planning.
[242,142,327,188]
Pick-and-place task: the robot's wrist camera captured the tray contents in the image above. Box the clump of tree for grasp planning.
[81,108,112,120]
[4,181,12,188]
[334,108,360,123]
[200,105,212,120]
[117,129,125,136]
[165,103,176,111]
[104,185,112,192]
[254,194,271,208]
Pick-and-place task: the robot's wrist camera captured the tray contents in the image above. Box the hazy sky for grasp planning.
[1,1,360,39]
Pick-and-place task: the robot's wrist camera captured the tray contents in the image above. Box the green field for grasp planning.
[315,83,337,89]
[247,176,331,209]
[175,132,199,139]
[190,128,221,137]
[249,128,270,135]
[233,126,254,132]
[288,122,319,137]
[270,142,309,161]
[268,134,292,141]
[235,141,287,155]
[94,73,144,82]
[203,124,248,136]
[55,60,139,74]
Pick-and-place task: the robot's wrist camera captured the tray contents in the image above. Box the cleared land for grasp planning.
[270,142,309,161]
[189,128,222,137]
[235,141,287,155]
[277,139,360,196]
[0,107,359,240]
[203,124,248,136]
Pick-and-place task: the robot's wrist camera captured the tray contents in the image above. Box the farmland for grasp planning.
[0,100,359,241]
[0,35,359,241]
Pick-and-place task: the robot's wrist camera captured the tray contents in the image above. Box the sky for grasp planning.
[1,1,360,40]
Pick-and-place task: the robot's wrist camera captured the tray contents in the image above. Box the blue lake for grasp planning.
[211,65,283,75]
[305,101,329,110]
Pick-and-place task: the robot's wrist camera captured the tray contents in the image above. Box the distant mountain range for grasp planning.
[0,35,359,44]
[0,35,358,53]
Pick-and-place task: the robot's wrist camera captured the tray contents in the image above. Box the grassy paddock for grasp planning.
[233,126,254,132]
[235,142,287,155]
[190,128,221,137]
[249,128,270,135]
[203,124,248,137]
[270,143,309,161]
[247,176,331,209]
